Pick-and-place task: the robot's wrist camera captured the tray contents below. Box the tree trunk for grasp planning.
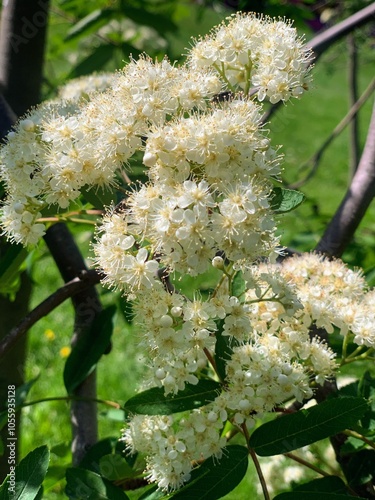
[0,0,50,480]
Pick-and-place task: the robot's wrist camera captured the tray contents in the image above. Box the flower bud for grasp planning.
[212,256,224,269]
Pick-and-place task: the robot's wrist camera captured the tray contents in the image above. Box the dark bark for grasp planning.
[0,270,102,361]
[0,94,16,140]
[0,0,50,116]
[0,0,51,479]
[0,273,31,482]
[44,224,100,465]
[315,99,375,257]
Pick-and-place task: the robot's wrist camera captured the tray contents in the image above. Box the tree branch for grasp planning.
[0,270,102,360]
[0,0,50,116]
[315,97,375,257]
[0,0,50,479]
[0,93,16,140]
[44,223,102,465]
[306,3,375,61]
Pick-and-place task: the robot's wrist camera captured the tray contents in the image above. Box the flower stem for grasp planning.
[241,423,270,500]
[341,348,373,365]
[343,429,375,450]
[284,452,330,477]
[203,347,225,384]
[18,395,121,410]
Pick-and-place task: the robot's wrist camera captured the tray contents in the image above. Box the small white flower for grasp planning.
[121,248,159,290]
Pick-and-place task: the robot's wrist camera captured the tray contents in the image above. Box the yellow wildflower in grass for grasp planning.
[59,346,71,358]
[44,328,55,341]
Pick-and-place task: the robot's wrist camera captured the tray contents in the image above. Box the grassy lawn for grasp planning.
[16,20,375,500]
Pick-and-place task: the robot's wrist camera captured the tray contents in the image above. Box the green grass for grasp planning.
[15,27,375,500]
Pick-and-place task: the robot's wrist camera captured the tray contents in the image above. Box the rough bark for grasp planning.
[315,98,375,257]
[44,224,100,465]
[0,0,50,479]
[0,270,102,360]
[0,0,50,116]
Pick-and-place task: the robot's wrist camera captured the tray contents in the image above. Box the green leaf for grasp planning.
[341,436,366,455]
[50,441,71,458]
[68,44,117,79]
[124,380,221,415]
[274,493,363,499]
[138,486,166,500]
[0,445,50,499]
[214,320,239,383]
[65,9,116,41]
[0,475,10,499]
[121,6,177,34]
[170,445,248,499]
[64,305,116,394]
[0,243,28,296]
[345,449,375,487]
[43,465,68,493]
[81,185,116,210]
[270,187,305,213]
[231,271,246,300]
[118,294,133,324]
[15,375,40,408]
[65,468,129,499]
[292,476,349,494]
[0,411,8,431]
[99,454,135,481]
[249,397,369,456]
[80,437,118,471]
[337,382,358,398]
[358,371,375,431]
[34,487,43,500]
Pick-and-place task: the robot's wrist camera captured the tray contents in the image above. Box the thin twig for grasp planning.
[342,429,375,451]
[284,452,330,477]
[287,77,375,189]
[20,395,121,410]
[347,32,360,179]
[241,423,270,500]
[249,448,270,500]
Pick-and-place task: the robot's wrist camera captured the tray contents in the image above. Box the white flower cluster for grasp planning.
[0,101,80,245]
[122,264,337,490]
[188,12,313,102]
[57,73,116,102]
[279,253,375,348]
[122,410,226,491]
[3,12,360,494]
[95,97,281,284]
[0,56,222,245]
[216,341,313,425]
[0,12,311,248]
